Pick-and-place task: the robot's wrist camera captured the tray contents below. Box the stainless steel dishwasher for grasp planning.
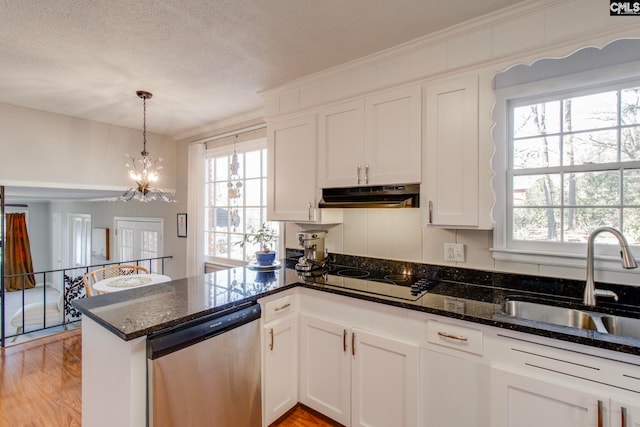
[147,302,262,427]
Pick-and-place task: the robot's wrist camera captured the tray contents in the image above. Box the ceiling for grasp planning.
[1,0,523,140]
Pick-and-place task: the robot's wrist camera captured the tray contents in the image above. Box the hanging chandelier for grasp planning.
[117,90,175,202]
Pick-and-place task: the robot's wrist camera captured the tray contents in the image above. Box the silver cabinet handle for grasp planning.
[343,329,347,353]
[437,331,468,342]
[365,165,369,184]
[621,406,627,427]
[351,332,356,356]
[269,328,274,351]
[428,200,433,224]
[274,303,291,312]
[597,400,604,427]
[357,165,361,184]
[308,203,313,221]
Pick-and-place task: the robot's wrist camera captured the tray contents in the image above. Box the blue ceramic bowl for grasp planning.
[255,251,276,266]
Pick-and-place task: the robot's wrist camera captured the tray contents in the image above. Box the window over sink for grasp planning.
[492,40,640,273]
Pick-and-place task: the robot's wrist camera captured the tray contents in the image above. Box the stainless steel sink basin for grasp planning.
[600,315,640,340]
[501,299,640,340]
[502,300,598,330]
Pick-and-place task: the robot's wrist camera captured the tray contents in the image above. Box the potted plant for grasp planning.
[237,222,277,266]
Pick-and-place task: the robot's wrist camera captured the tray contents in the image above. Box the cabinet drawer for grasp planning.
[264,295,295,322]
[427,320,483,355]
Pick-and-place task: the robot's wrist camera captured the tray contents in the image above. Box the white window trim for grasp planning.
[204,137,282,265]
[492,60,640,279]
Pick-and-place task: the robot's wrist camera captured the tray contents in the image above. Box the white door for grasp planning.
[612,396,640,427]
[69,213,91,268]
[351,328,419,427]
[114,218,163,271]
[263,316,298,426]
[491,366,606,427]
[299,315,351,426]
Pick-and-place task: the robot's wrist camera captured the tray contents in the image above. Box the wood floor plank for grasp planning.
[1,328,332,427]
[0,329,82,427]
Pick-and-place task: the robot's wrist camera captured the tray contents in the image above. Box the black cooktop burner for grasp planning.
[336,269,370,278]
[302,265,434,301]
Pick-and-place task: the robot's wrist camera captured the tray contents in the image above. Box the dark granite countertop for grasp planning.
[73,261,640,356]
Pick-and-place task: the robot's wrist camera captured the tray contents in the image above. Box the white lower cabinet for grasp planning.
[612,397,640,427]
[263,316,298,426]
[299,314,419,427]
[420,349,488,427]
[491,366,607,427]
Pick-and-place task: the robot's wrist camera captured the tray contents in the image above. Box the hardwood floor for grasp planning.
[0,329,334,427]
[0,328,82,427]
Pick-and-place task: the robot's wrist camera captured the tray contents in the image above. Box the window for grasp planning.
[204,138,279,263]
[495,64,640,265]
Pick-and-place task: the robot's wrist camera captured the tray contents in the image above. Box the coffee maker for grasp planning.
[295,230,328,272]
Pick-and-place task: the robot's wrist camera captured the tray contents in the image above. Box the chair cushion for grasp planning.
[10,301,63,327]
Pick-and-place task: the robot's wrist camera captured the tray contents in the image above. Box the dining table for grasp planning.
[93,273,172,293]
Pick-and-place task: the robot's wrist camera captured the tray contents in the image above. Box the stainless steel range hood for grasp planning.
[318,184,420,208]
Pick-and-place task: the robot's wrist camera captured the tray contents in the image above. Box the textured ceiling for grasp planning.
[0,0,523,139]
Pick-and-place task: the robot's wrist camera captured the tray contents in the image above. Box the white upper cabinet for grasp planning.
[319,85,422,188]
[422,75,487,228]
[267,114,319,222]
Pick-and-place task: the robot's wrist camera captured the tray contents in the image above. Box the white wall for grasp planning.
[0,102,175,192]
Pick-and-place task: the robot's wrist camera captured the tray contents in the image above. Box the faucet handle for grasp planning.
[594,288,619,302]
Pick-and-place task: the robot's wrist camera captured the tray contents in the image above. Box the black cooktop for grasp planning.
[300,265,436,301]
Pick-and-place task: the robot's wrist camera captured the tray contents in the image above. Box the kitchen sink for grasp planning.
[500,299,640,341]
[502,300,599,331]
[600,315,640,340]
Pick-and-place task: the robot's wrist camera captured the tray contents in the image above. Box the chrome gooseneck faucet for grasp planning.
[584,226,637,306]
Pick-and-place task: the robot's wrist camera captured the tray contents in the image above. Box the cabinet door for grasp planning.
[263,317,298,426]
[421,349,488,427]
[351,328,419,427]
[423,76,479,227]
[299,315,351,426]
[267,114,317,221]
[365,86,422,186]
[491,367,607,427]
[612,397,640,427]
[318,99,365,188]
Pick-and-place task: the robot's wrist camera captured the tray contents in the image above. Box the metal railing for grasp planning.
[0,255,173,347]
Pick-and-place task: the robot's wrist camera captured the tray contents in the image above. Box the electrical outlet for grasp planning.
[444,243,465,262]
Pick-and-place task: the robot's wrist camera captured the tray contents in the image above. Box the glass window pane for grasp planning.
[245,150,261,179]
[513,101,561,138]
[245,179,261,206]
[215,182,229,206]
[245,208,261,233]
[513,136,561,169]
[215,156,229,181]
[564,92,617,131]
[567,208,619,241]
[513,174,561,206]
[621,126,640,161]
[205,159,215,182]
[564,130,617,165]
[513,208,561,241]
[624,169,640,205]
[565,171,619,206]
[213,233,229,258]
[623,208,640,245]
[621,87,640,125]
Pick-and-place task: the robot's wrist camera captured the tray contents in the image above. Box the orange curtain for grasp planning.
[5,213,36,291]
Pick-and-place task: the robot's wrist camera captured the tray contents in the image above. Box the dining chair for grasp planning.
[83,265,149,297]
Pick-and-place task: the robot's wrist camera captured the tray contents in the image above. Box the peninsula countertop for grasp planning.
[72,262,640,356]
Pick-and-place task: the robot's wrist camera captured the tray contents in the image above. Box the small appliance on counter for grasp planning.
[295,230,328,272]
